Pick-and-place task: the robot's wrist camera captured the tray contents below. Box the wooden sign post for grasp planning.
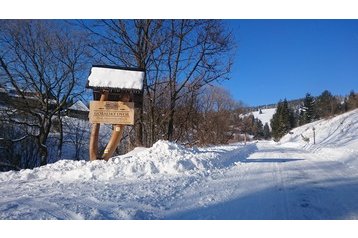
[89,90,108,161]
[86,65,144,161]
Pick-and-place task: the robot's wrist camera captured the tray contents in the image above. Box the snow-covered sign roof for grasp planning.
[87,65,144,91]
[68,100,89,111]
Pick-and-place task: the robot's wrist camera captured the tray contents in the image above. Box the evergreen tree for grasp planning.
[299,93,316,125]
[316,90,339,118]
[263,123,271,140]
[347,90,358,111]
[343,97,348,112]
[270,99,293,141]
[252,118,264,139]
[289,107,297,129]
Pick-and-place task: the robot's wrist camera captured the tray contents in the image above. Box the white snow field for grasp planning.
[242,107,276,127]
[0,109,357,219]
[250,108,276,126]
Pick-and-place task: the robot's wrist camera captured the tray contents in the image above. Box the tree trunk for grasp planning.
[167,98,176,141]
[57,111,63,159]
[150,100,157,145]
[135,105,144,147]
[38,133,49,166]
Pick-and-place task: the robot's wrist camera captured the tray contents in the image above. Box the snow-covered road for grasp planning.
[167,142,358,219]
[1,141,357,220]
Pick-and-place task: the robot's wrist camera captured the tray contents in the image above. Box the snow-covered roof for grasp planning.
[68,100,89,111]
[87,65,144,91]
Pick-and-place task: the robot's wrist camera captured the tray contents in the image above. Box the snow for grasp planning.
[68,100,89,111]
[242,108,276,127]
[281,109,358,149]
[87,66,144,90]
[0,141,247,182]
[280,109,358,169]
[0,109,357,220]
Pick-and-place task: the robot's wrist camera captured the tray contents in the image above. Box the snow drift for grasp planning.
[280,108,358,168]
[0,140,249,182]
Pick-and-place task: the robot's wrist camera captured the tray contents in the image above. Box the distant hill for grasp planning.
[243,98,304,113]
[241,108,277,128]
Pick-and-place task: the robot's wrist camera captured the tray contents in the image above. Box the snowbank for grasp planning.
[280,109,358,148]
[0,140,247,182]
[280,108,358,167]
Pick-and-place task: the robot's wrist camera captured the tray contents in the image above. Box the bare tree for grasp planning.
[62,118,89,161]
[194,86,240,145]
[162,20,235,141]
[82,20,235,147]
[0,20,89,166]
[80,19,165,147]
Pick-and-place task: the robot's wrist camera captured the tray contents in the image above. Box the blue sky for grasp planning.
[220,20,358,106]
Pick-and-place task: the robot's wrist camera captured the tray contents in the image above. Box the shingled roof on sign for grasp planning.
[87,65,144,91]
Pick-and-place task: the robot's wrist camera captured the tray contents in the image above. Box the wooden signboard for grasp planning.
[89,101,134,125]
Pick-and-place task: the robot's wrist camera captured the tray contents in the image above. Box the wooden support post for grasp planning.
[101,125,125,161]
[101,93,131,161]
[89,91,108,161]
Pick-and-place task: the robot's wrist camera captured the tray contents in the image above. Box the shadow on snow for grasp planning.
[165,178,358,220]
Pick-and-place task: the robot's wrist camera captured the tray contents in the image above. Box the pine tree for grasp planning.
[270,101,281,141]
[252,118,264,139]
[263,123,271,140]
[347,90,358,111]
[299,93,316,125]
[343,97,348,112]
[270,99,293,141]
[289,107,296,129]
[316,90,338,118]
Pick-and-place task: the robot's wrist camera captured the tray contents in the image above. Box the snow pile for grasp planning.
[280,109,358,148]
[0,141,247,182]
[117,141,208,176]
[88,66,144,90]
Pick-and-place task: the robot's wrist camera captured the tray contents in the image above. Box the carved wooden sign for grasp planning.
[89,101,134,125]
